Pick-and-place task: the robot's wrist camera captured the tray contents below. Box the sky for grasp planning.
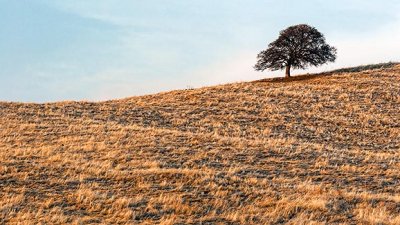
[0,0,399,102]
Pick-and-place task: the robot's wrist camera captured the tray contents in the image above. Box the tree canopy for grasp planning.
[254,24,337,77]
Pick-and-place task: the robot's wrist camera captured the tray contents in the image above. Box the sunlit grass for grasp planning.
[0,64,399,224]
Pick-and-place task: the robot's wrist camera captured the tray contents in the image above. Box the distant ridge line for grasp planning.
[255,62,399,83]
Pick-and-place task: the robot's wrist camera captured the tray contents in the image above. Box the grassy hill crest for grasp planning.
[1,63,399,224]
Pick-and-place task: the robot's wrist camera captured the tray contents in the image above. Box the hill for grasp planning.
[1,63,400,224]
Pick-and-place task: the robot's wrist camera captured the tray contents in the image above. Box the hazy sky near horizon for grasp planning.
[1,0,399,102]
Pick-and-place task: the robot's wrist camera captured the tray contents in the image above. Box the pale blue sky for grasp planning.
[1,0,399,102]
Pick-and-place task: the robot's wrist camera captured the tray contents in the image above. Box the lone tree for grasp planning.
[254,24,337,77]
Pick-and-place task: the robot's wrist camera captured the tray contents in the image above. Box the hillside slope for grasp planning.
[1,64,400,224]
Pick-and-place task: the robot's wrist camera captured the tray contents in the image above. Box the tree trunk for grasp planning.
[285,64,291,78]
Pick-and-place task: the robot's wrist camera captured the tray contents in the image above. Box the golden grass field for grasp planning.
[1,64,399,224]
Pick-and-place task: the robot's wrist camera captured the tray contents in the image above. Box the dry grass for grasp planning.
[1,64,400,224]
